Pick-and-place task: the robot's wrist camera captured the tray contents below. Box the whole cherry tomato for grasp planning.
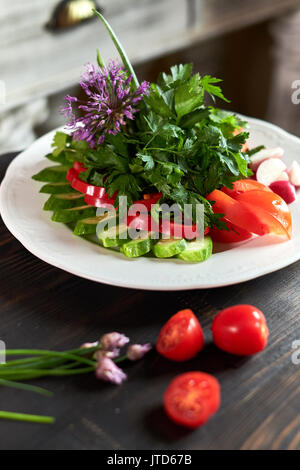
[164,372,221,429]
[212,304,269,356]
[156,309,204,361]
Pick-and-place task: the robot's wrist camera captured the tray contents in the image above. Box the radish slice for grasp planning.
[269,180,296,204]
[256,158,287,186]
[289,161,300,187]
[274,171,289,182]
[250,147,284,171]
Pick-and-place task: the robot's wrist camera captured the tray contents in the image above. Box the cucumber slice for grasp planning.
[153,238,187,258]
[32,165,69,183]
[74,215,110,236]
[120,233,153,258]
[177,236,213,262]
[52,205,96,223]
[97,224,128,247]
[43,193,85,211]
[40,182,72,194]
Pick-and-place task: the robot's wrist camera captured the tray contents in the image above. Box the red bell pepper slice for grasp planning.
[126,213,158,232]
[66,168,107,198]
[73,161,87,174]
[158,219,205,239]
[84,194,116,208]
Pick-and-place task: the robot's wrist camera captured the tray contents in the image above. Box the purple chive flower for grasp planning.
[61,61,150,148]
[100,332,129,352]
[96,356,127,385]
[127,343,152,361]
[95,349,120,360]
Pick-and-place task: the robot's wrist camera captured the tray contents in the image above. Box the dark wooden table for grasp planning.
[0,152,299,450]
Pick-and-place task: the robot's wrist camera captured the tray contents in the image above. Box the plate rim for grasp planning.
[0,114,300,291]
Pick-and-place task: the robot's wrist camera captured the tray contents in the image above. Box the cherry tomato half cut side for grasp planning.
[164,372,221,429]
[156,309,204,361]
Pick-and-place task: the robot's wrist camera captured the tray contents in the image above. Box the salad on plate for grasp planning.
[32,11,295,263]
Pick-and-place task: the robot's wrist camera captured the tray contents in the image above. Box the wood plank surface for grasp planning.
[1,0,300,112]
[0,153,299,450]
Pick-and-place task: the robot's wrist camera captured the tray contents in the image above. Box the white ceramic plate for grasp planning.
[1,116,300,290]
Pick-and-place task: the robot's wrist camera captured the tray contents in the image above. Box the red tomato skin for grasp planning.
[221,179,271,199]
[210,218,252,243]
[212,305,269,356]
[206,189,269,236]
[164,372,221,429]
[236,190,292,239]
[156,309,204,362]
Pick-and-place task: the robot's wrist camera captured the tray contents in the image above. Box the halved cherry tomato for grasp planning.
[210,217,252,243]
[156,309,204,361]
[212,304,269,356]
[206,189,269,236]
[164,372,221,429]
[221,179,271,199]
[236,190,292,239]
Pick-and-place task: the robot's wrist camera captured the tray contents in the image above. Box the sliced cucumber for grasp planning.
[52,205,96,223]
[153,238,187,258]
[40,182,72,194]
[32,165,70,183]
[98,224,128,247]
[120,232,153,258]
[177,236,213,262]
[74,215,110,236]
[43,193,85,211]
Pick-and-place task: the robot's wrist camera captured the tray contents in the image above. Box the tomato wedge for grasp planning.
[236,190,292,239]
[164,372,221,428]
[206,189,269,236]
[210,218,252,243]
[221,179,271,199]
[156,309,204,361]
[212,304,269,356]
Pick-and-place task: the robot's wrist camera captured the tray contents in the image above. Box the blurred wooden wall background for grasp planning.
[1,0,300,152]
